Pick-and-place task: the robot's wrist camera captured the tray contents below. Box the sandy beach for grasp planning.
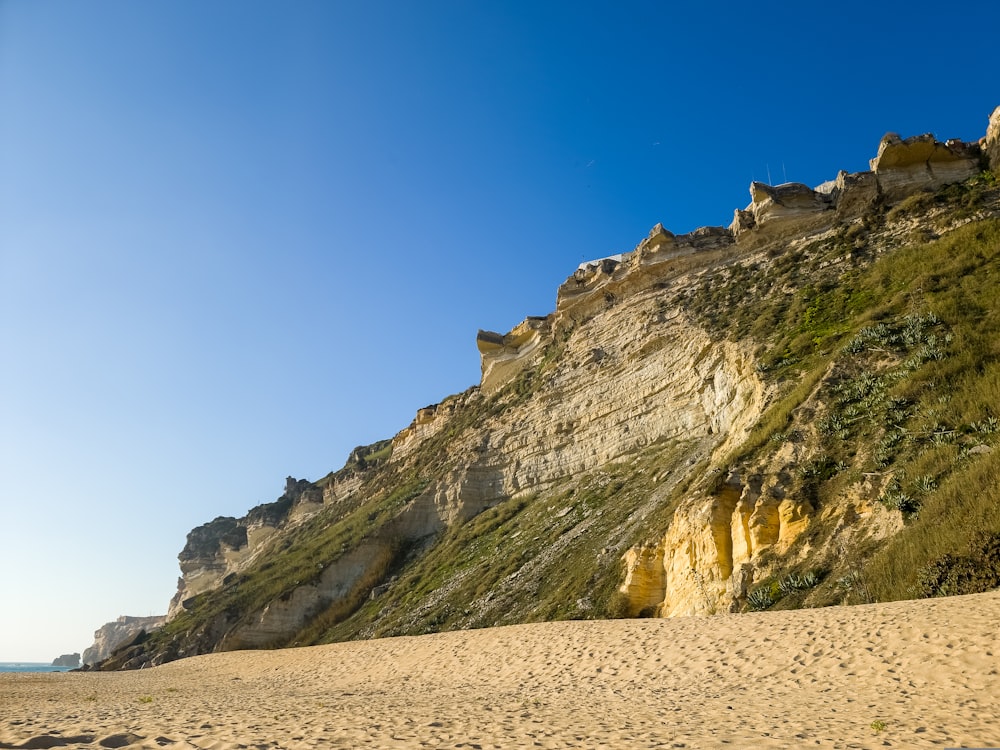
[2,591,998,749]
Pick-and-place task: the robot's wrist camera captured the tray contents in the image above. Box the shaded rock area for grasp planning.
[82,616,165,666]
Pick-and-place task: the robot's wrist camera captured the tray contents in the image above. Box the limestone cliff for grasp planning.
[96,107,1000,669]
[82,615,166,666]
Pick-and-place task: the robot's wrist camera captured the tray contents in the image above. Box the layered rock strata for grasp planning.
[869,132,982,201]
[481,127,986,396]
[476,316,551,394]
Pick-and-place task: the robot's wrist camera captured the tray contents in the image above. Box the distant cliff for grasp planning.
[51,653,80,668]
[83,615,166,666]
[98,106,1000,669]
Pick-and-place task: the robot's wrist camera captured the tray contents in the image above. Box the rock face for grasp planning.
[82,616,165,665]
[622,467,816,617]
[476,316,551,394]
[986,106,1000,173]
[51,653,80,668]
[167,477,324,618]
[731,181,835,235]
[869,132,981,201]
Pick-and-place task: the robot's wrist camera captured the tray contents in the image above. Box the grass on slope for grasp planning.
[681,173,1000,609]
[316,438,696,642]
[745,216,1000,604]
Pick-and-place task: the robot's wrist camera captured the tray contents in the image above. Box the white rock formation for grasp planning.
[82,615,166,665]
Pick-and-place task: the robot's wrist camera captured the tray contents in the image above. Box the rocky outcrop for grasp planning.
[554,226,734,335]
[619,546,665,616]
[833,169,880,219]
[619,466,816,618]
[392,397,465,458]
[51,653,80,668]
[82,616,165,665]
[986,106,1000,173]
[476,317,551,394]
[168,516,249,617]
[730,182,835,236]
[870,132,981,201]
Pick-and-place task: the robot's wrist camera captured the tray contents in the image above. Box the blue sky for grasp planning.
[1,0,997,661]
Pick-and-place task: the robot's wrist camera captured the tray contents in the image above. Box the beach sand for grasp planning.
[2,591,998,749]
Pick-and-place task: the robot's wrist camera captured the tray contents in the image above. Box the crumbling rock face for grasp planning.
[870,132,981,201]
[392,395,470,459]
[168,516,248,617]
[220,543,392,650]
[475,316,551,394]
[216,459,509,651]
[833,169,880,219]
[619,545,665,616]
[620,469,814,618]
[457,300,765,500]
[746,181,834,229]
[511,128,984,398]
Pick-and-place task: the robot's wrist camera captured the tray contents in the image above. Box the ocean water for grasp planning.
[0,662,74,673]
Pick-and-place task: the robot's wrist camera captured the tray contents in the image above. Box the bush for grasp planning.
[916,532,1000,597]
[605,591,632,619]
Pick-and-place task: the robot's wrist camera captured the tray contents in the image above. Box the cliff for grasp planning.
[51,653,80,668]
[82,615,166,666]
[96,107,1000,669]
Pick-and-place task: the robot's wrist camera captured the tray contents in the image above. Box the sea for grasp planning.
[0,662,75,673]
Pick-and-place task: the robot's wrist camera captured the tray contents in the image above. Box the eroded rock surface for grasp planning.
[870,132,981,201]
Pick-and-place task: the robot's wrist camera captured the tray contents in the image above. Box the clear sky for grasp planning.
[1,0,997,661]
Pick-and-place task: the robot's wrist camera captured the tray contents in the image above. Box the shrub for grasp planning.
[916,532,1000,597]
[746,585,778,611]
[605,591,632,619]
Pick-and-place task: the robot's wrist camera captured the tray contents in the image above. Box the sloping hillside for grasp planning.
[100,108,1000,669]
